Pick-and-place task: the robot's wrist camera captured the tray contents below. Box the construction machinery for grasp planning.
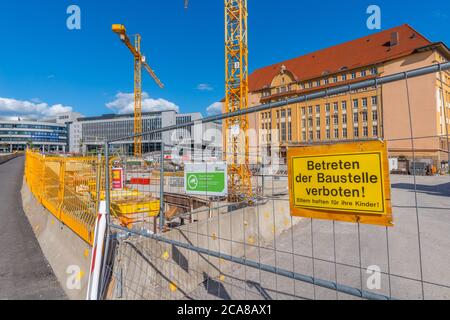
[112,24,164,158]
[185,0,252,201]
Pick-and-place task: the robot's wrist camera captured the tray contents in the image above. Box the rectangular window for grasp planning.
[288,122,292,141]
[326,129,331,139]
[308,106,313,114]
[281,122,286,141]
[302,119,306,128]
[308,117,313,127]
[324,78,329,85]
[373,126,378,137]
[309,131,314,141]
[302,107,306,115]
[353,112,359,123]
[316,130,321,140]
[362,98,368,108]
[354,127,359,138]
[342,74,347,81]
[333,102,339,113]
[281,110,286,118]
[371,67,378,75]
[334,128,339,139]
[315,105,320,113]
[361,70,367,77]
[333,76,338,83]
[316,80,321,87]
[342,101,347,111]
[351,72,356,79]
[326,116,330,126]
[362,111,368,122]
[353,99,359,109]
[372,111,378,121]
[288,109,292,117]
[302,132,306,141]
[343,128,348,138]
[316,117,321,126]
[363,126,369,137]
[333,114,339,125]
[342,114,347,124]
[325,103,330,112]
[372,96,378,106]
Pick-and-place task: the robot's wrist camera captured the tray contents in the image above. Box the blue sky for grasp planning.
[0,0,448,118]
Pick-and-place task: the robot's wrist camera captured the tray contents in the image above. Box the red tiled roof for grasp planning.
[249,24,432,92]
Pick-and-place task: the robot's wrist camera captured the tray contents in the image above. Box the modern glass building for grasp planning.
[69,110,204,154]
[0,118,68,153]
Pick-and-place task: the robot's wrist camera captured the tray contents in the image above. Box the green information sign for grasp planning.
[184,163,227,196]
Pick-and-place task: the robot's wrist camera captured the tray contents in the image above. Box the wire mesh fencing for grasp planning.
[17,62,449,300]
[101,141,450,300]
[24,150,105,245]
[97,63,450,300]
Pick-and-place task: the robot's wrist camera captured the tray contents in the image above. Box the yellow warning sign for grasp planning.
[288,141,393,226]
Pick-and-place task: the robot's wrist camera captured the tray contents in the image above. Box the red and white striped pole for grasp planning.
[86,201,107,300]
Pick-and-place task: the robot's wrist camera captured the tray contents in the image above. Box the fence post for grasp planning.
[159,142,165,233]
[86,201,107,300]
[57,160,66,220]
[95,153,102,213]
[99,142,112,299]
[39,155,46,202]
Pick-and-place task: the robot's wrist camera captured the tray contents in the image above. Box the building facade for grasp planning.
[245,25,450,170]
[0,118,68,153]
[69,110,222,159]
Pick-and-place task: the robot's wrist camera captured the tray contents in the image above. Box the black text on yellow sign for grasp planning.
[288,141,393,227]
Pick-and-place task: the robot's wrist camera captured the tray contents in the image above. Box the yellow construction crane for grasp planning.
[112,24,164,158]
[186,0,252,201]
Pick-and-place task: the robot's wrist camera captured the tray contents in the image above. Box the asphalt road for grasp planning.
[0,157,66,300]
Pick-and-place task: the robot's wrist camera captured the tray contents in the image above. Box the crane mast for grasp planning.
[134,35,143,158]
[185,0,252,201]
[112,24,164,158]
[224,0,252,201]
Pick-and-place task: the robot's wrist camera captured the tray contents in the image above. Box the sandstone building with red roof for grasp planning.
[243,24,450,171]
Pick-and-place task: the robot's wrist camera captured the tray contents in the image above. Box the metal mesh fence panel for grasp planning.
[99,63,450,300]
[24,150,105,245]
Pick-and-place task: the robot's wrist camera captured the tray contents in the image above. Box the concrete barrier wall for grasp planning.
[106,198,297,300]
[21,179,92,300]
[0,153,22,165]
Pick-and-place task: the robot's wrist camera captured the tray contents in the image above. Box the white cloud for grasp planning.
[0,97,72,118]
[197,83,214,91]
[206,102,223,116]
[106,92,179,115]
[433,10,448,19]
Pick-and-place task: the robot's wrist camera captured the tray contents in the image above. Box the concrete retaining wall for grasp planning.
[106,198,296,300]
[21,179,92,300]
[0,153,22,165]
